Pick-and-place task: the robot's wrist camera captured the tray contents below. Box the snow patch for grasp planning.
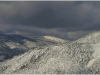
[44,36,66,43]
[86,43,100,67]
[23,40,36,48]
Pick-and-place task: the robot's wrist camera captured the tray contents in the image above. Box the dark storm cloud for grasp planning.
[0,1,100,40]
[0,1,100,31]
[0,1,75,28]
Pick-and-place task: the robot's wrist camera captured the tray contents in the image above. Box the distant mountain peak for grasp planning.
[75,31,100,44]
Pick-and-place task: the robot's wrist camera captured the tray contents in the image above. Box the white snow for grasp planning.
[1,31,100,73]
[44,36,66,43]
[23,40,36,48]
[75,31,100,44]
[86,43,100,67]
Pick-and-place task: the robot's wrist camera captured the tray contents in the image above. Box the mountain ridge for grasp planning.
[0,31,100,74]
[0,30,68,62]
[75,31,100,44]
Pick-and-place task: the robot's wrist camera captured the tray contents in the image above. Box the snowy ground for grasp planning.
[86,43,100,67]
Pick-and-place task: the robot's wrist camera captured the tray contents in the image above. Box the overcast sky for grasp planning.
[0,1,100,40]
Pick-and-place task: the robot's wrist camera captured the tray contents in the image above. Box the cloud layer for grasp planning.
[0,1,100,40]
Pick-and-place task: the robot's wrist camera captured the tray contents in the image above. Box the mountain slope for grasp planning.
[0,41,93,74]
[1,31,100,74]
[75,31,100,44]
[0,31,68,62]
[73,31,100,74]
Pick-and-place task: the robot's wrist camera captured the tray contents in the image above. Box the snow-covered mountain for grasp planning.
[75,31,100,44]
[1,31,100,74]
[73,31,100,74]
[0,31,68,62]
[0,42,93,74]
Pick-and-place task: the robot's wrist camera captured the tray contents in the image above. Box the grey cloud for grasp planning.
[1,1,100,31]
[0,24,91,40]
[0,1,100,40]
